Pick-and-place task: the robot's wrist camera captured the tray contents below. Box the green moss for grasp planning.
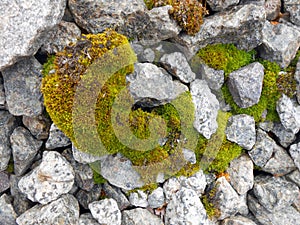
[41,55,55,77]
[6,159,14,174]
[92,169,107,184]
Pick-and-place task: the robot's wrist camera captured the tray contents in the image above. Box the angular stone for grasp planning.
[284,0,300,26]
[165,187,209,225]
[45,123,71,149]
[10,127,43,176]
[206,0,239,11]
[265,0,281,20]
[160,52,196,83]
[40,21,81,54]
[18,151,75,204]
[2,57,43,117]
[199,64,224,91]
[289,142,300,171]
[228,62,264,108]
[183,148,197,164]
[227,154,254,195]
[179,170,207,196]
[0,110,18,171]
[163,177,181,203]
[0,74,5,108]
[16,194,79,225]
[76,184,102,210]
[258,21,300,68]
[148,187,165,209]
[102,182,130,210]
[221,215,257,225]
[89,198,121,225]
[122,208,163,225]
[286,169,300,187]
[190,79,219,139]
[129,190,148,208]
[22,115,51,140]
[0,171,10,193]
[225,114,256,150]
[0,0,66,70]
[295,58,300,104]
[271,122,296,147]
[72,144,102,164]
[79,213,100,225]
[0,194,17,225]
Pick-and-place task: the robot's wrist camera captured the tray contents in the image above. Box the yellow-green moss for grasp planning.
[41,55,55,77]
[92,169,107,184]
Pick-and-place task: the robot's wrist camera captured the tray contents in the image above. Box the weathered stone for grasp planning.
[75,184,102,210]
[286,169,300,187]
[89,198,121,225]
[258,21,300,68]
[265,0,281,20]
[22,115,51,140]
[122,208,163,225]
[225,114,256,150]
[79,213,100,225]
[0,0,66,70]
[271,122,296,147]
[0,110,18,171]
[295,58,300,104]
[160,52,196,83]
[129,190,148,208]
[174,3,265,54]
[221,215,257,225]
[199,64,224,90]
[179,170,207,196]
[206,0,239,11]
[0,74,5,108]
[289,142,300,171]
[2,57,43,117]
[284,0,300,26]
[102,182,130,210]
[183,148,197,164]
[18,151,75,204]
[237,194,249,216]
[165,187,209,225]
[10,127,43,176]
[228,62,264,108]
[227,154,254,195]
[127,63,188,106]
[0,194,17,225]
[0,171,10,193]
[72,144,102,164]
[132,43,156,63]
[40,21,81,54]
[148,187,165,209]
[190,79,219,139]
[16,194,79,225]
[45,123,71,149]
[163,177,181,203]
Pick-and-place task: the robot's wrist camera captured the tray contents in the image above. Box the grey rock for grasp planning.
[16,194,79,225]
[286,169,300,187]
[206,0,239,11]
[0,194,17,225]
[0,171,10,193]
[227,154,254,195]
[148,187,165,209]
[79,213,100,225]
[133,45,156,63]
[76,184,102,210]
[160,52,196,83]
[199,64,224,91]
[190,79,219,139]
[183,148,197,164]
[295,58,300,104]
[89,198,121,225]
[258,21,300,68]
[228,62,264,108]
[225,114,256,150]
[72,144,102,164]
[265,0,281,20]
[276,94,300,134]
[2,57,43,117]
[0,110,18,171]
[258,120,274,132]
[271,122,296,147]
[179,170,207,196]
[0,0,66,70]
[129,190,148,208]
[289,142,300,171]
[253,175,299,212]
[18,151,75,204]
[45,123,71,149]
[102,182,130,210]
[163,177,181,203]
[174,3,265,55]
[284,0,300,26]
[221,215,259,225]
[10,127,43,176]
[0,74,5,108]
[237,194,249,216]
[165,187,209,225]
[127,63,188,106]
[22,115,50,140]
[40,21,81,54]
[122,208,163,225]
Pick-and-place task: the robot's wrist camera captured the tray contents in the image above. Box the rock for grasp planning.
[227,154,254,195]
[18,151,75,204]
[227,62,264,108]
[286,169,300,187]
[0,0,66,70]
[295,58,300,104]
[289,142,300,171]
[271,122,296,147]
[174,3,265,54]
[2,57,44,117]
[165,187,209,225]
[221,215,257,225]
[160,52,196,83]
[284,0,300,26]
[0,171,10,193]
[122,208,163,225]
[10,127,43,176]
[0,110,18,171]
[265,0,281,20]
[183,148,197,164]
[199,64,224,91]
[0,74,5,108]
[102,182,130,210]
[276,94,300,134]
[16,194,79,225]
[225,114,256,150]
[22,115,50,140]
[190,79,219,139]
[72,144,102,164]
[127,63,188,106]
[237,194,249,216]
[45,123,71,149]
[206,0,239,11]
[79,213,100,225]
[75,184,102,210]
[258,21,300,68]
[0,194,17,225]
[129,190,148,208]
[179,170,207,196]
[131,43,156,63]
[163,177,181,203]
[89,198,121,225]
[148,187,165,209]
[40,21,81,54]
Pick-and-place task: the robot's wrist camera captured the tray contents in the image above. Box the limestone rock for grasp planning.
[206,0,239,11]
[289,142,300,171]
[129,190,148,208]
[45,123,71,149]
[199,64,224,91]
[102,182,130,210]
[79,213,100,225]
[122,208,163,225]
[284,0,300,26]
[22,115,51,140]
[265,0,281,21]
[148,187,165,209]
[0,194,17,225]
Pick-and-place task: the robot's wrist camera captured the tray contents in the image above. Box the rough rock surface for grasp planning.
[221,215,257,225]
[163,177,181,203]
[148,187,165,209]
[0,171,10,193]
[206,0,239,11]
[2,57,44,117]
[22,115,50,140]
[0,74,5,108]
[284,0,300,26]
[10,127,43,176]
[122,208,163,225]
[295,58,300,104]
[0,0,66,70]
[265,0,281,21]
[79,213,100,225]
[289,142,300,171]
[18,151,75,204]
[271,122,296,147]
[72,144,102,164]
[129,190,148,208]
[190,79,219,139]
[225,114,256,150]
[76,184,102,210]
[179,170,207,196]
[0,194,17,225]
[199,64,224,90]
[16,194,79,225]
[227,62,264,108]
[102,182,130,210]
[45,123,71,149]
